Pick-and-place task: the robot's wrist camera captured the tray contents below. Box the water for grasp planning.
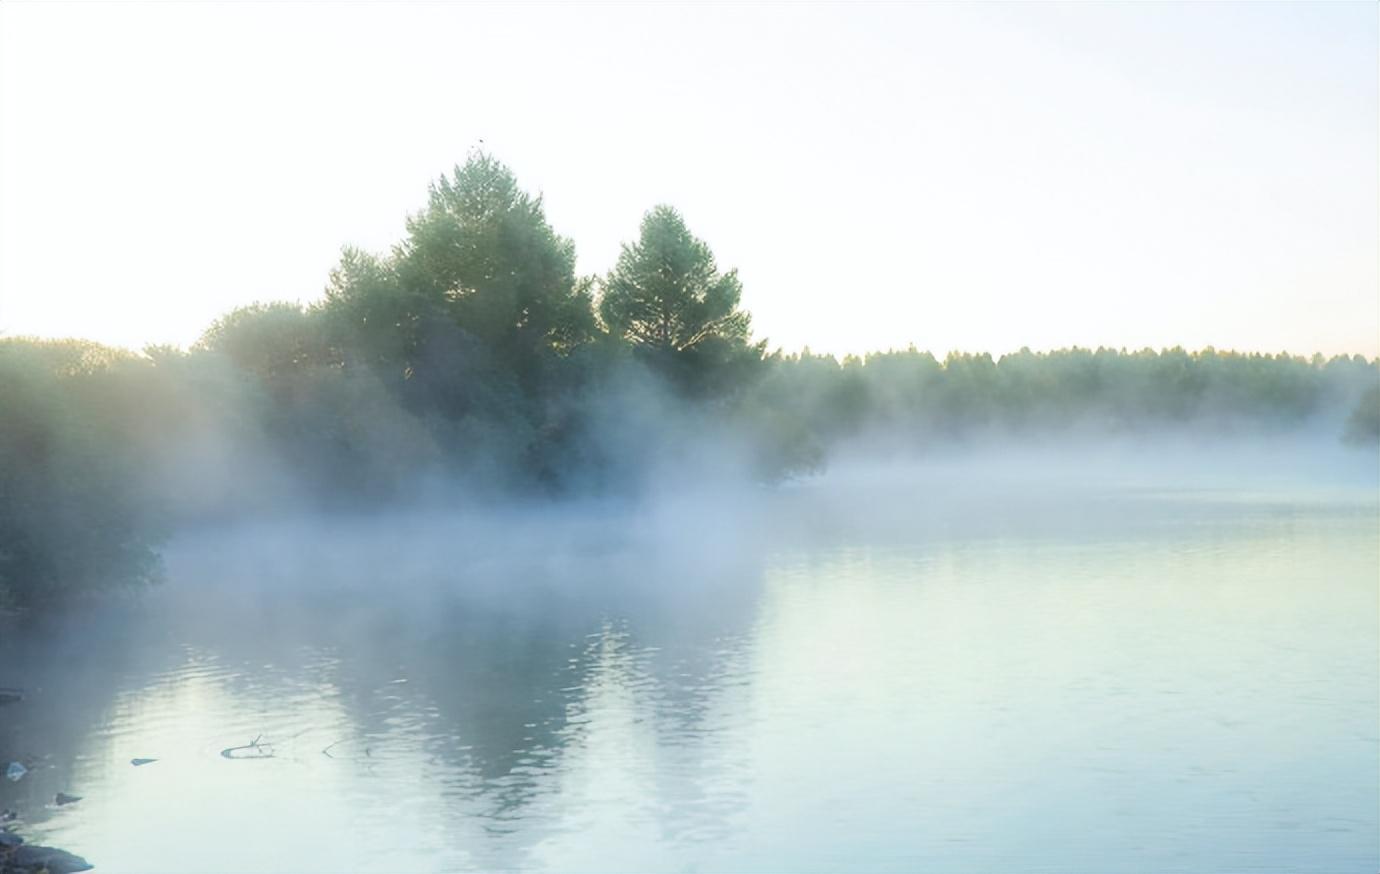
[1,481,1376,873]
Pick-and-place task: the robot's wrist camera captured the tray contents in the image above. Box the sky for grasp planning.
[0,1,1376,358]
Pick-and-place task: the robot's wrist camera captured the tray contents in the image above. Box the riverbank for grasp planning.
[1,831,91,873]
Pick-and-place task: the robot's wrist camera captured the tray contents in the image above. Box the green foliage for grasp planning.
[321,246,427,378]
[1344,384,1380,446]
[399,153,596,379]
[744,346,1377,453]
[600,205,751,352]
[196,302,334,380]
[0,340,164,607]
[1,152,1375,608]
[598,205,760,394]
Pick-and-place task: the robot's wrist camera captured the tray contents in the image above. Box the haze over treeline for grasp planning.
[1,154,1377,608]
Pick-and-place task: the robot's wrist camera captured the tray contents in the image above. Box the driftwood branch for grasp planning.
[219,734,274,760]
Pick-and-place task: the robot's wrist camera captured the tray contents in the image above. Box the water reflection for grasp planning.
[0,518,769,872]
[0,489,1376,872]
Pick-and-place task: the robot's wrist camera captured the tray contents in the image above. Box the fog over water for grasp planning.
[0,445,1375,873]
[2,8,1376,868]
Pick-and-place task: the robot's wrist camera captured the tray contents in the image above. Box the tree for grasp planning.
[0,340,163,606]
[320,246,424,377]
[195,301,332,381]
[1343,383,1380,445]
[599,206,752,355]
[398,153,595,379]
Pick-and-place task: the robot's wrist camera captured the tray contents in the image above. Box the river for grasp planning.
[1,473,1376,872]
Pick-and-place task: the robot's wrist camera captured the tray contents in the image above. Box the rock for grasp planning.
[130,758,157,767]
[53,793,81,807]
[0,689,22,706]
[9,844,93,873]
[0,830,22,848]
[4,763,25,783]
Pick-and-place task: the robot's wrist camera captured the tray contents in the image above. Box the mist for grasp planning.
[1,150,1377,874]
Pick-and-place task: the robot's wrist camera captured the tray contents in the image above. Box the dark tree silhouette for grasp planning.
[0,154,1375,607]
[599,206,751,354]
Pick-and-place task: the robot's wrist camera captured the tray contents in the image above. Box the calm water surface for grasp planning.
[1,482,1376,872]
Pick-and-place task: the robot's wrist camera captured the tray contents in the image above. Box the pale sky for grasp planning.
[1,1,1376,357]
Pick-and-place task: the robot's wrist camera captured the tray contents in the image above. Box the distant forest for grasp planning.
[2,154,1377,607]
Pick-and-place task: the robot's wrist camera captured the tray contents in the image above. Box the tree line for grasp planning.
[1,153,1376,607]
